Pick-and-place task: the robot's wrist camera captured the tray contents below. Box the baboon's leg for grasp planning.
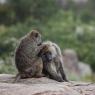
[13,73,21,83]
[34,72,45,78]
[55,57,68,82]
[43,63,64,82]
[34,62,44,78]
[34,65,44,78]
[59,63,68,82]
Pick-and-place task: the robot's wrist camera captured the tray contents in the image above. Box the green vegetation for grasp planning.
[0,0,95,81]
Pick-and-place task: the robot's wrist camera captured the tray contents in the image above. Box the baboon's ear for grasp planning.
[42,45,49,52]
[30,30,39,38]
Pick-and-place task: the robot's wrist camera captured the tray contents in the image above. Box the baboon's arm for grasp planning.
[44,63,64,82]
[54,57,68,82]
[59,62,68,82]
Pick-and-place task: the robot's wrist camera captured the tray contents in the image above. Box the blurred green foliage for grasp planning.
[0,0,95,81]
[0,0,57,24]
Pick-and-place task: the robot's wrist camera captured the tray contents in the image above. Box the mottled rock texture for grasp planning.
[0,74,95,95]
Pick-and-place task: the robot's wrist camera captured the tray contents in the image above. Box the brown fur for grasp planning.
[14,30,43,82]
[38,41,68,82]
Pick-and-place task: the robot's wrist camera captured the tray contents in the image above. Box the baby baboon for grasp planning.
[14,30,43,82]
[38,41,68,82]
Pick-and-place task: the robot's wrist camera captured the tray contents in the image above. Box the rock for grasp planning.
[63,49,81,80]
[78,62,92,77]
[0,74,95,95]
[62,49,92,80]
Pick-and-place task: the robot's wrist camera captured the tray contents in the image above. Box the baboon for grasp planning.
[38,41,68,82]
[14,30,43,82]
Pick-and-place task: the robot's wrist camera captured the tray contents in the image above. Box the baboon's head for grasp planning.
[29,30,42,46]
[38,45,52,63]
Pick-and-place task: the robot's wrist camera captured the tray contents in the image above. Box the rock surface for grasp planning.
[62,49,92,80]
[0,74,95,95]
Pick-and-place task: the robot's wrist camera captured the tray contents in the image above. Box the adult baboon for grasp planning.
[14,30,43,82]
[38,41,68,82]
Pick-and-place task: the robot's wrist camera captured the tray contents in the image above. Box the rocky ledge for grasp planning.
[0,74,95,95]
